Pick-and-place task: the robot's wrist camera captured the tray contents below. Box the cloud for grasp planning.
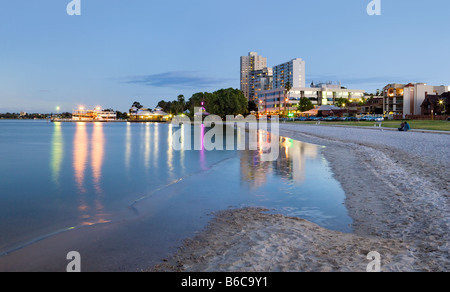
[123,71,234,89]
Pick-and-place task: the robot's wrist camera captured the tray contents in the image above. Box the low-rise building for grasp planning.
[383,83,450,116]
[421,92,450,116]
[129,106,171,122]
[361,97,383,115]
[257,84,365,115]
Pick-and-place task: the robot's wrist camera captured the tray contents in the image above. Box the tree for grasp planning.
[358,97,367,106]
[176,94,186,113]
[116,111,129,120]
[132,101,143,109]
[158,94,189,115]
[177,94,185,104]
[297,97,314,112]
[206,88,248,118]
[157,100,174,114]
[335,97,348,108]
[186,89,248,118]
[284,81,292,115]
[248,100,258,113]
[187,92,214,117]
[157,100,167,110]
[171,101,183,115]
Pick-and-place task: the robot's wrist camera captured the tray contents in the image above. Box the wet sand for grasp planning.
[151,124,450,272]
[152,208,419,272]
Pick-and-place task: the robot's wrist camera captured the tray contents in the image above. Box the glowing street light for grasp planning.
[438,99,446,115]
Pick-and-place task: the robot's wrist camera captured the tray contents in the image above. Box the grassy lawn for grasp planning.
[288,120,450,131]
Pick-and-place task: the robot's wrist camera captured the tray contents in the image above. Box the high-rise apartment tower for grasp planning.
[240,52,267,100]
[272,58,306,89]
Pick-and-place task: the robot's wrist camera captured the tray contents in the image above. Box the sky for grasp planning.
[1,0,449,113]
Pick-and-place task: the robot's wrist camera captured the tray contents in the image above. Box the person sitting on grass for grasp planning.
[404,122,411,131]
[398,121,411,132]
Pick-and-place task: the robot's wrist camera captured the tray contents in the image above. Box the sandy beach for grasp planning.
[152,124,450,272]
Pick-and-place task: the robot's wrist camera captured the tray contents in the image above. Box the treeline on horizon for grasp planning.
[153,88,257,118]
[0,112,73,119]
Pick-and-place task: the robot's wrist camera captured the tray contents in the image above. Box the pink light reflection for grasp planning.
[200,124,206,170]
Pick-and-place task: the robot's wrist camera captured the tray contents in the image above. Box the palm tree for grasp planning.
[177,94,186,111]
[132,101,143,109]
[284,81,292,117]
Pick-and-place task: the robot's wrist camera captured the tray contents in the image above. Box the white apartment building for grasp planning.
[258,85,365,114]
[240,52,267,100]
[384,83,450,116]
[273,58,306,89]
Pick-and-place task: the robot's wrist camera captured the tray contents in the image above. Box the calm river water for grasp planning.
[0,120,351,271]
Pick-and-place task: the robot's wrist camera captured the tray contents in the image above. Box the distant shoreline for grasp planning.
[51,119,127,123]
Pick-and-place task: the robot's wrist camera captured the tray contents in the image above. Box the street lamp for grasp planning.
[285,98,289,117]
[439,99,446,116]
[342,102,349,117]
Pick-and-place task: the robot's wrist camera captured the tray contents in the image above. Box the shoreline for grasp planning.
[151,124,450,272]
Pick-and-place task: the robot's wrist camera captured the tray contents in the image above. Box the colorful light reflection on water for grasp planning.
[0,121,351,271]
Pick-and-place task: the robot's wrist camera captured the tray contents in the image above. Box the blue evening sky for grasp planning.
[1,0,449,112]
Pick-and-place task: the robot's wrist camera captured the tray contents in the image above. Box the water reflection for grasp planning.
[50,122,63,187]
[167,124,174,176]
[153,123,159,169]
[275,137,318,182]
[73,123,88,193]
[125,122,132,171]
[240,134,319,189]
[144,124,151,171]
[73,122,109,227]
[199,124,206,170]
[0,122,353,269]
[180,124,186,171]
[91,123,104,194]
